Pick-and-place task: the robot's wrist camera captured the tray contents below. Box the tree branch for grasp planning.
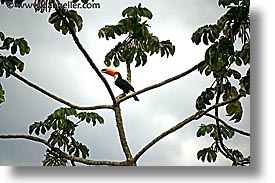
[118,60,205,103]
[0,134,128,166]
[113,105,135,165]
[214,88,235,163]
[205,113,250,137]
[6,70,113,110]
[133,95,242,162]
[54,6,117,105]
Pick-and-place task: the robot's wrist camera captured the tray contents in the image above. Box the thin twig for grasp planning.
[205,113,250,137]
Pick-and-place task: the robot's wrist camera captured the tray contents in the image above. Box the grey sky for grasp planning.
[0,0,250,166]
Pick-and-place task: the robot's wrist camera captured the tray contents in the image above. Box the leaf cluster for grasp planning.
[193,0,250,165]
[194,0,249,118]
[0,32,30,77]
[197,147,217,163]
[197,123,234,140]
[0,32,30,56]
[42,151,68,166]
[29,107,104,166]
[98,4,175,68]
[49,10,83,35]
[0,32,30,107]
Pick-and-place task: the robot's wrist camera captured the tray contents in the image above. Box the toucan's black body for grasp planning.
[101,68,139,101]
[115,73,139,101]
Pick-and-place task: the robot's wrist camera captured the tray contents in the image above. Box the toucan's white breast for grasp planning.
[114,74,119,81]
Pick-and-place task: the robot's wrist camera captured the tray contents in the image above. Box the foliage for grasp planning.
[49,10,83,35]
[192,0,250,164]
[0,31,30,107]
[197,123,234,140]
[197,147,217,163]
[98,3,175,67]
[29,107,104,166]
[0,32,30,77]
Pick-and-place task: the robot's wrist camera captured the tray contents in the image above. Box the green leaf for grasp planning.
[239,69,250,95]
[197,148,208,162]
[66,10,83,32]
[41,125,46,135]
[140,51,147,66]
[76,112,104,126]
[113,56,120,67]
[239,42,250,65]
[142,27,150,39]
[122,48,135,64]
[29,122,37,135]
[0,32,4,41]
[122,7,137,18]
[11,42,18,55]
[231,69,241,79]
[203,31,209,45]
[197,147,217,163]
[0,83,5,105]
[6,56,24,72]
[191,31,202,45]
[135,53,141,67]
[138,7,153,19]
[48,12,59,24]
[2,37,14,50]
[226,101,243,122]
[81,0,89,4]
[18,39,30,55]
[60,21,69,35]
[195,95,206,110]
[197,125,206,137]
[206,124,213,133]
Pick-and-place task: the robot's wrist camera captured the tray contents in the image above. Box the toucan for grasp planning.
[101,68,139,101]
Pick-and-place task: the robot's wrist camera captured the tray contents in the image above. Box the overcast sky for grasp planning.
[0,0,250,166]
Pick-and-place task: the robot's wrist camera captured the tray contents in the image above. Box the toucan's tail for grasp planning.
[133,95,139,101]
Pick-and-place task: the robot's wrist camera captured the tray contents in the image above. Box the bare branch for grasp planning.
[113,105,135,164]
[0,134,128,166]
[7,70,113,110]
[118,61,205,103]
[133,95,242,162]
[205,113,250,137]
[54,7,117,104]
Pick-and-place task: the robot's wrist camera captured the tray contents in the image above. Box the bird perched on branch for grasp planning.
[101,68,139,101]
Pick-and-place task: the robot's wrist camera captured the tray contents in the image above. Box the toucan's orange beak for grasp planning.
[101,68,117,76]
